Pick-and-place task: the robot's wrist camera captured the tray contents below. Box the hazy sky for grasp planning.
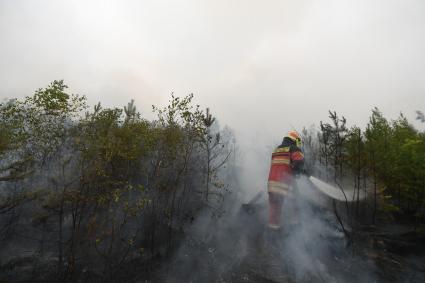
[1,0,425,168]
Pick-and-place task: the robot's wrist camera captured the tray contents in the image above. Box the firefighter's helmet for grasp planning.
[287,131,302,148]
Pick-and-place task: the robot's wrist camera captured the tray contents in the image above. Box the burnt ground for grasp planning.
[140,200,425,283]
[1,200,425,283]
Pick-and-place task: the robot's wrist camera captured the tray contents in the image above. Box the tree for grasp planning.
[0,82,234,281]
[364,108,392,223]
[319,111,348,184]
[345,126,366,216]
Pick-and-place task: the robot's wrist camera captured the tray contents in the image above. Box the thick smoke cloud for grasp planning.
[1,2,424,281]
[1,1,425,123]
[1,0,425,198]
[157,174,377,282]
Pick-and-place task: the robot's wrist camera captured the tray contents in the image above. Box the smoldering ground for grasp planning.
[152,174,379,283]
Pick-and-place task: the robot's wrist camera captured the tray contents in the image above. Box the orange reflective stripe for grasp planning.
[274,156,290,160]
[274,147,290,153]
[268,181,291,195]
[271,159,290,165]
[268,181,290,189]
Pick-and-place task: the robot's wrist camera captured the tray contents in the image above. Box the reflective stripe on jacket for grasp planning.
[267,145,304,196]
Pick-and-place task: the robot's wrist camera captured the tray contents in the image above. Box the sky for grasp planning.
[1,0,425,192]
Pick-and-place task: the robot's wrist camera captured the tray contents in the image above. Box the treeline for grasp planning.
[302,109,425,227]
[0,81,234,281]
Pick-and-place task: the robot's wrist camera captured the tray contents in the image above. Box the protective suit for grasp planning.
[267,131,304,230]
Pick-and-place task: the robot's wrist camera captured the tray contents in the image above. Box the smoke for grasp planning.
[2,0,425,133]
[1,1,424,281]
[156,168,378,282]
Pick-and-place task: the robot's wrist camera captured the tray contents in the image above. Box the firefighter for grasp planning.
[267,131,304,231]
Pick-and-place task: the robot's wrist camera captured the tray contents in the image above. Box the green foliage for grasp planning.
[30,80,85,115]
[319,111,348,182]
[317,107,425,223]
[0,81,234,279]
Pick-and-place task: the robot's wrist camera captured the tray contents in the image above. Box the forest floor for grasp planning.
[1,202,424,283]
[140,201,425,283]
